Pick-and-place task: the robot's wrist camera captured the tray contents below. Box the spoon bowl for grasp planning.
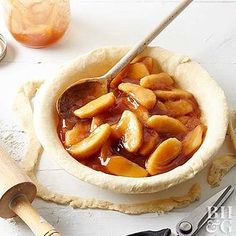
[57,77,107,118]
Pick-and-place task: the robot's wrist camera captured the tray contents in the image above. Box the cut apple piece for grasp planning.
[127,62,150,80]
[90,116,103,132]
[147,138,182,175]
[147,115,187,134]
[155,88,193,100]
[65,124,81,147]
[131,105,149,125]
[131,56,154,73]
[74,92,115,118]
[141,57,153,73]
[110,66,129,88]
[68,124,111,159]
[164,99,194,117]
[177,116,201,130]
[114,110,143,153]
[118,83,156,110]
[130,55,142,64]
[110,124,122,139]
[139,130,159,156]
[106,156,148,177]
[154,101,168,114]
[140,73,174,90]
[100,140,113,159]
[123,97,149,124]
[182,125,205,156]
[65,121,90,147]
[177,116,190,125]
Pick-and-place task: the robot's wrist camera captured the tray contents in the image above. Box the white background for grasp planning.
[0,0,236,235]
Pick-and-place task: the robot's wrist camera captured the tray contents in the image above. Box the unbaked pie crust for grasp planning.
[33,46,228,194]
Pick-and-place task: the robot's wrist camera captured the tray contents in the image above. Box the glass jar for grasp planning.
[2,0,70,48]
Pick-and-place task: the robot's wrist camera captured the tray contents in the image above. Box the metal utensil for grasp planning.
[0,34,7,62]
[56,0,193,117]
[127,185,234,236]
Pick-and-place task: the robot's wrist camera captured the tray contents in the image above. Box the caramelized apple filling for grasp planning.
[57,56,206,177]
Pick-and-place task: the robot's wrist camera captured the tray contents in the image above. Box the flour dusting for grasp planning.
[0,119,26,162]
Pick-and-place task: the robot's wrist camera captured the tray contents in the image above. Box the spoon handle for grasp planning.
[105,0,193,82]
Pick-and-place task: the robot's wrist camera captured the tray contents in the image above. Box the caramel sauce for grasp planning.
[57,71,204,176]
[11,30,67,48]
[6,0,70,48]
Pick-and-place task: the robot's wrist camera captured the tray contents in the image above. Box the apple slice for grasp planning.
[65,124,81,146]
[147,115,187,134]
[110,66,129,88]
[65,124,80,147]
[177,116,190,125]
[131,56,153,73]
[65,121,90,147]
[146,138,182,175]
[74,92,115,118]
[139,130,159,156]
[141,57,153,73]
[100,140,113,159]
[68,124,111,159]
[177,116,201,130]
[123,97,149,124]
[130,104,149,125]
[113,110,143,153]
[154,88,193,100]
[110,124,122,139]
[131,55,143,64]
[90,116,103,132]
[127,62,150,80]
[164,99,194,117]
[182,125,205,156]
[140,73,174,90]
[118,83,156,110]
[106,156,148,177]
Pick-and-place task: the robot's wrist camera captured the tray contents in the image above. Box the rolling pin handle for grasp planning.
[10,195,61,236]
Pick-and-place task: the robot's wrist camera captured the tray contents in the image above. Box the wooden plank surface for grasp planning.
[0,0,236,235]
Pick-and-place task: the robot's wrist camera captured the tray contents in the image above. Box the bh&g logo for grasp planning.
[206,206,232,234]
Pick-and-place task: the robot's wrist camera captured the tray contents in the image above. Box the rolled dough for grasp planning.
[13,80,201,214]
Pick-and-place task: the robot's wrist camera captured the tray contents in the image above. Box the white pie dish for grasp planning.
[34,46,228,194]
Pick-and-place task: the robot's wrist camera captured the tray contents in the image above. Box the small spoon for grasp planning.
[57,0,193,117]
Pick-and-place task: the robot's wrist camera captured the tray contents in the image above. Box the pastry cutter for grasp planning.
[0,146,61,236]
[127,185,234,236]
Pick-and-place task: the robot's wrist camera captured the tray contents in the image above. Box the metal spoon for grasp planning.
[57,0,193,117]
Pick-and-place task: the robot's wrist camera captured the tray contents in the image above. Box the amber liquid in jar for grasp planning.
[5,0,70,48]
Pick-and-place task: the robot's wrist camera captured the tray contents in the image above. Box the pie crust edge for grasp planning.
[33,46,229,193]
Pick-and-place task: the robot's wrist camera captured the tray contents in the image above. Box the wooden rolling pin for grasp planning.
[0,147,60,236]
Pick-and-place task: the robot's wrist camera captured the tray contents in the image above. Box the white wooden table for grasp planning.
[0,1,236,235]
